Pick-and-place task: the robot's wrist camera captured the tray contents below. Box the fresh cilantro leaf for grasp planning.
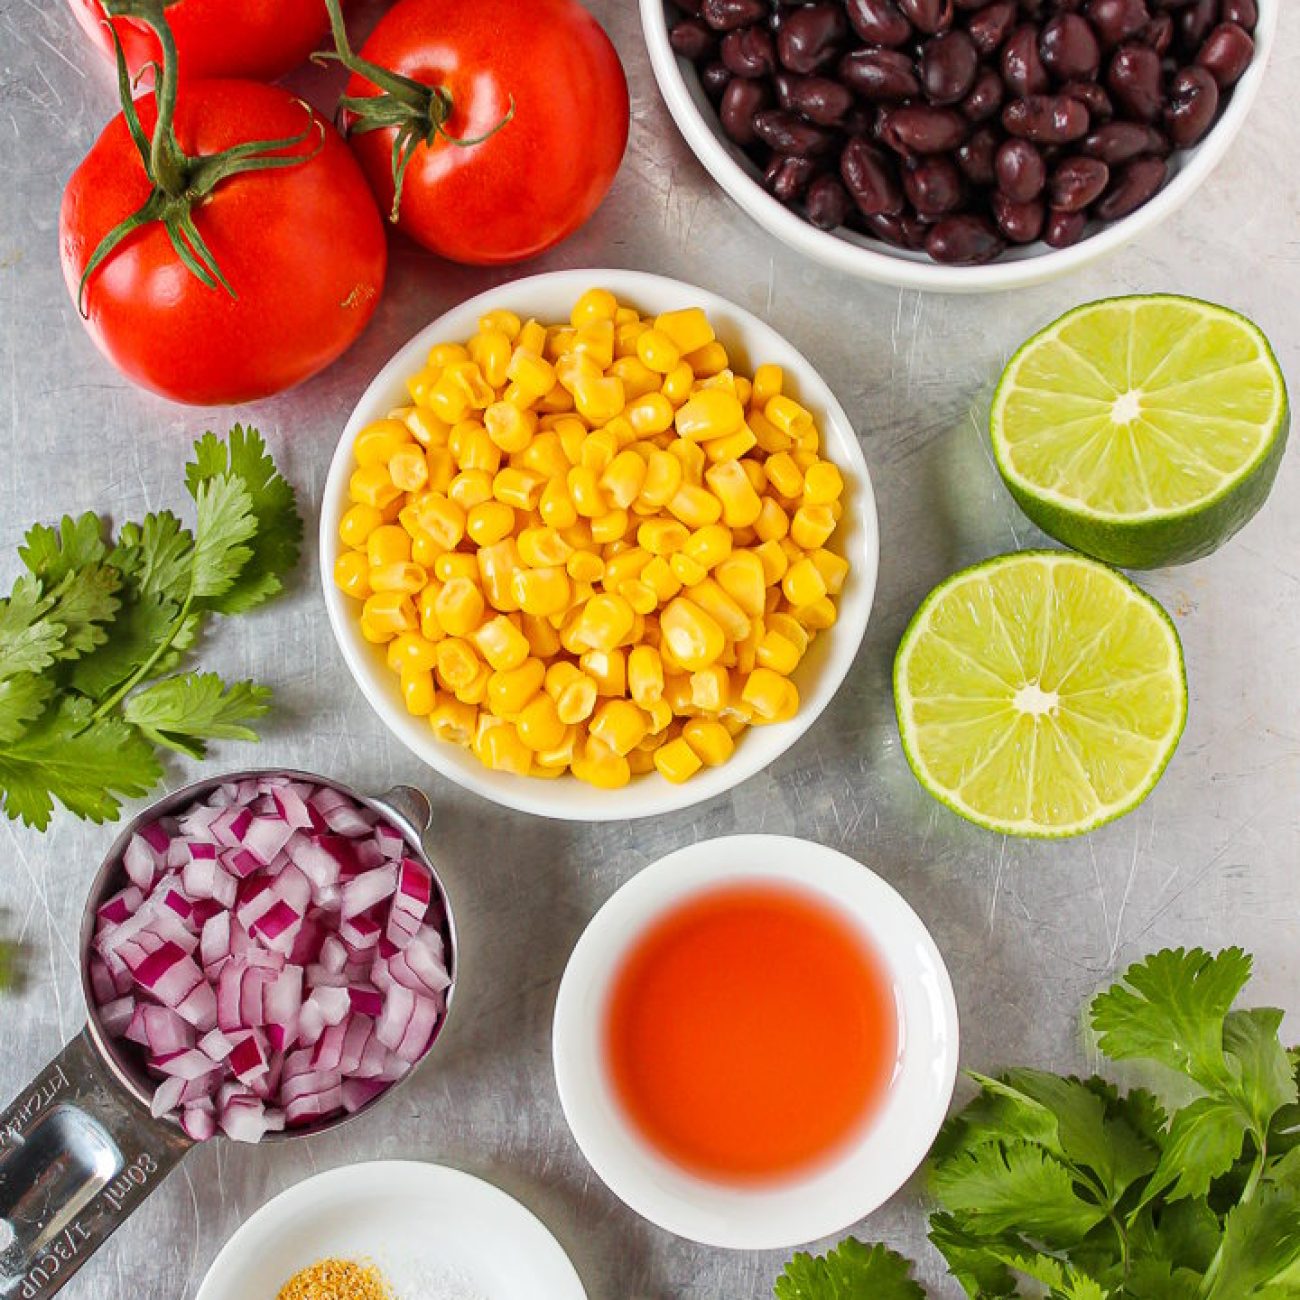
[976,1240,1109,1299]
[67,591,181,699]
[19,512,107,583]
[774,1238,924,1300]
[931,1140,1108,1245]
[1144,1097,1250,1205]
[186,426,301,614]
[1147,1198,1223,1274]
[0,575,64,678]
[0,674,53,744]
[1085,1080,1170,1154]
[1224,1008,1299,1133]
[110,511,195,606]
[1091,948,1252,1092]
[1207,1184,1300,1298]
[45,564,121,659]
[0,697,161,829]
[190,474,256,603]
[123,672,271,759]
[927,1214,1017,1298]
[1126,1259,1205,1300]
[1269,1146,1300,1189]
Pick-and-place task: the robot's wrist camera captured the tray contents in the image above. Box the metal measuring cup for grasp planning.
[0,768,457,1299]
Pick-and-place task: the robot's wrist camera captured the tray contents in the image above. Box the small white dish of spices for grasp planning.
[195,1162,586,1300]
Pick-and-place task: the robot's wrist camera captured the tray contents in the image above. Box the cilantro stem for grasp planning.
[91,593,194,721]
[1197,1133,1267,1298]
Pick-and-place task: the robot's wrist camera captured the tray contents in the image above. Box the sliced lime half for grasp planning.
[991,295,1289,569]
[894,551,1188,838]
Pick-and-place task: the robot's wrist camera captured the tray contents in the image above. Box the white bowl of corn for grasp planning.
[321,269,878,820]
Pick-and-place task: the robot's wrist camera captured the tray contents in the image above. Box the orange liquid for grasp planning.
[604,883,899,1184]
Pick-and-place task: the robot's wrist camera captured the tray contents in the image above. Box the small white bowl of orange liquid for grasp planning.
[551,835,958,1250]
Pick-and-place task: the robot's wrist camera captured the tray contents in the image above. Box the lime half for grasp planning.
[894,552,1188,838]
[991,295,1289,569]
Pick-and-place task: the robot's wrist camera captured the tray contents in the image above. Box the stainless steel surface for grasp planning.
[0,3,1297,1297]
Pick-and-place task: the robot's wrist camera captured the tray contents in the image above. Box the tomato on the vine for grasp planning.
[61,6,387,406]
[325,0,629,266]
[66,0,338,83]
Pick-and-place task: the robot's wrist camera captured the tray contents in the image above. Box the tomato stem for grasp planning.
[318,0,514,222]
[77,0,324,313]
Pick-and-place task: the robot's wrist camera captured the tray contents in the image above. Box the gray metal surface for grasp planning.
[0,2,1297,1296]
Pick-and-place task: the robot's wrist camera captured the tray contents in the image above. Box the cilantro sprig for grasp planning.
[775,948,1300,1299]
[0,425,301,830]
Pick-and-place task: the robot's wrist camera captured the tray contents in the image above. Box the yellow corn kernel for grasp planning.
[791,504,836,551]
[579,428,619,478]
[571,735,631,789]
[333,550,371,600]
[521,613,562,659]
[742,668,800,723]
[340,503,384,549]
[628,644,665,708]
[517,318,546,355]
[591,509,628,546]
[566,550,605,584]
[453,662,491,706]
[536,723,579,769]
[581,647,627,697]
[765,452,804,500]
[670,552,708,587]
[488,657,545,719]
[484,402,537,455]
[354,419,411,467]
[450,467,494,510]
[621,392,671,437]
[571,288,619,327]
[702,425,757,464]
[516,693,568,752]
[783,557,829,608]
[427,342,470,369]
[627,748,656,775]
[516,431,566,481]
[715,550,767,619]
[573,593,635,652]
[478,538,523,612]
[400,665,436,716]
[665,484,722,530]
[654,736,703,784]
[478,723,533,776]
[614,318,649,358]
[361,591,417,641]
[619,578,658,616]
[590,698,651,757]
[435,637,482,691]
[456,424,501,475]
[701,460,760,529]
[600,450,647,509]
[468,329,512,389]
[606,358,660,404]
[474,615,530,672]
[641,555,682,603]
[539,477,578,530]
[574,319,616,370]
[434,553,478,585]
[670,438,707,487]
[489,467,542,512]
[574,374,624,424]
[555,675,598,726]
[765,395,814,437]
[683,718,735,767]
[679,524,729,572]
[796,596,838,631]
[768,612,811,655]
[369,561,426,595]
[406,367,436,406]
[661,361,694,408]
[642,697,672,737]
[388,632,439,673]
[405,407,451,449]
[809,548,850,596]
[756,627,802,675]
[505,347,557,400]
[512,566,571,618]
[604,547,652,588]
[755,497,790,543]
[407,494,463,551]
[754,538,790,585]
[638,451,683,511]
[660,598,725,672]
[802,460,844,505]
[690,664,730,712]
[748,412,792,457]
[466,501,516,548]
[417,583,445,641]
[366,525,411,568]
[662,671,696,713]
[750,364,783,409]
[638,518,691,557]
[675,389,744,443]
[432,577,484,638]
[691,578,753,643]
[349,464,401,509]
[386,445,426,493]
[517,526,573,569]
[654,307,714,356]
[430,696,477,747]
[479,308,521,340]
[635,328,681,375]
[566,466,608,520]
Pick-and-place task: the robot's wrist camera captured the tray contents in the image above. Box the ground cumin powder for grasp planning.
[276,1258,393,1300]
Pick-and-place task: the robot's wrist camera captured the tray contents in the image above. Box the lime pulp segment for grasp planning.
[894,552,1187,838]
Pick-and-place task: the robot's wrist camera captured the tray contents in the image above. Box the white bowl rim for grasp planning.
[639,0,1279,294]
[551,834,960,1250]
[321,268,879,821]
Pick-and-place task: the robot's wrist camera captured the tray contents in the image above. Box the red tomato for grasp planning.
[60,81,387,406]
[65,0,337,82]
[342,0,628,265]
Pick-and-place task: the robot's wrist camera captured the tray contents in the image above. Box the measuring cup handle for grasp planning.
[0,1028,192,1299]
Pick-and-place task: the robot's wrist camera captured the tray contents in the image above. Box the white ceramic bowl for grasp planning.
[195,1161,586,1300]
[640,0,1278,293]
[322,269,878,821]
[551,835,959,1249]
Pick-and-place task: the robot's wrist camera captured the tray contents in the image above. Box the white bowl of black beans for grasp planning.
[641,0,1275,292]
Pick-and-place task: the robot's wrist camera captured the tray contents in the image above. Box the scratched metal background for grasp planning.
[0,1,1298,1296]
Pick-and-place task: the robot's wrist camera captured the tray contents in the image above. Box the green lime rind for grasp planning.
[893,550,1189,840]
[991,295,1290,570]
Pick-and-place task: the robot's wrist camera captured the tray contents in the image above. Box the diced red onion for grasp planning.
[123,833,160,892]
[96,885,143,928]
[242,816,295,866]
[99,995,135,1038]
[181,1106,217,1141]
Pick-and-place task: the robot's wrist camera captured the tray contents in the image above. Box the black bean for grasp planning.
[805,174,854,227]
[1107,43,1164,120]
[721,26,777,77]
[1221,0,1257,32]
[670,18,718,61]
[1164,65,1219,146]
[840,137,907,213]
[1082,120,1168,162]
[1085,0,1150,48]
[1141,13,1173,53]
[996,138,1047,200]
[674,0,703,15]
[862,211,930,249]
[839,48,922,101]
[925,214,1007,263]
[1049,155,1110,208]
[844,0,914,45]
[776,72,856,123]
[719,77,769,143]
[764,153,819,202]
[1094,154,1168,218]
[700,60,733,99]
[956,125,1000,184]
[921,29,980,103]
[881,105,970,154]
[967,1,1018,56]
[1060,80,1113,122]
[992,192,1047,242]
[1002,25,1051,97]
[1197,22,1255,88]
[1176,0,1217,54]
[752,108,838,154]
[899,0,954,34]
[904,155,966,214]
[1003,95,1091,143]
[776,3,848,73]
[700,0,766,32]
[1044,207,1088,246]
[1040,14,1101,79]
[961,67,1006,121]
